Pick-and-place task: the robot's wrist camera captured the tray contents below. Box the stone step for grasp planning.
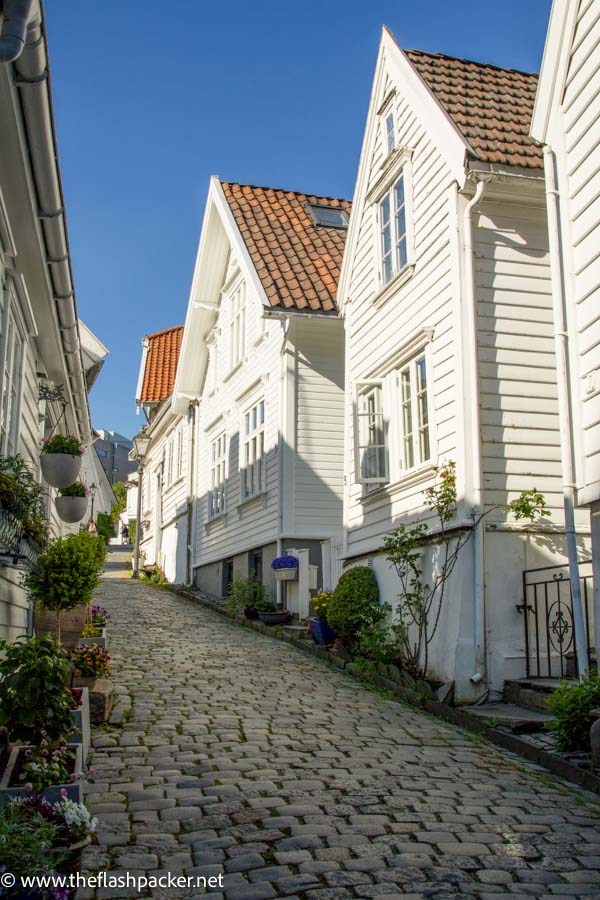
[462,702,554,734]
[504,677,568,712]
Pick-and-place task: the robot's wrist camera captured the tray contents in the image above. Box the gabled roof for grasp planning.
[220,181,351,314]
[139,325,184,404]
[405,48,543,170]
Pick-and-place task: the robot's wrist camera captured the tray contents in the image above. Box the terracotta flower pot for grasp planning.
[55,495,88,523]
[40,453,82,489]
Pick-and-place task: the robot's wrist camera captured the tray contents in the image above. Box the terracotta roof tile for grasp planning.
[404,49,542,170]
[139,325,184,403]
[220,181,351,314]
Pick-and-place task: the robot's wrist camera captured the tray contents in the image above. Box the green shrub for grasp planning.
[0,800,70,882]
[546,673,600,752]
[96,512,114,543]
[0,454,48,547]
[327,566,383,651]
[227,576,274,614]
[140,564,167,585]
[41,434,82,455]
[0,635,74,745]
[24,532,105,642]
[58,482,87,497]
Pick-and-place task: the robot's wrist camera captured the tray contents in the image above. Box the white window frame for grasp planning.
[379,172,408,288]
[165,439,173,487]
[208,432,227,518]
[353,381,388,485]
[175,428,183,480]
[0,284,25,457]
[383,108,396,158]
[241,398,265,500]
[368,148,415,298]
[229,280,246,371]
[353,337,434,488]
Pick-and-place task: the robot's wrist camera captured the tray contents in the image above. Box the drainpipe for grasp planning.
[186,400,197,586]
[542,144,588,676]
[463,178,488,688]
[0,0,34,62]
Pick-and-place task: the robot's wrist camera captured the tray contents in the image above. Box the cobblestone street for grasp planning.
[79,549,600,899]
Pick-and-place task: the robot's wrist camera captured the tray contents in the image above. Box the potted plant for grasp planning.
[39,434,83,489]
[78,622,107,649]
[271,554,299,581]
[70,644,111,689]
[91,604,109,627]
[0,636,84,805]
[254,594,291,625]
[0,798,72,888]
[55,482,88,524]
[308,591,337,645]
[26,532,105,648]
[0,454,49,549]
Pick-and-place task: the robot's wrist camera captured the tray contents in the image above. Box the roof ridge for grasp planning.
[145,325,184,340]
[404,47,538,80]
[220,179,351,206]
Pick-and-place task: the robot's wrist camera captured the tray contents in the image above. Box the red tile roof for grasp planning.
[220,181,351,314]
[404,49,543,170]
[139,325,184,403]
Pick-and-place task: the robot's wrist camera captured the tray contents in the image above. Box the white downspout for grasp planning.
[542,144,588,675]
[463,178,487,687]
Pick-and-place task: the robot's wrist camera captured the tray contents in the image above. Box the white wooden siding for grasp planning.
[562,0,600,499]
[286,317,344,537]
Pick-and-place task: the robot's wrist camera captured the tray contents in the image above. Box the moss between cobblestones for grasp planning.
[170,585,600,798]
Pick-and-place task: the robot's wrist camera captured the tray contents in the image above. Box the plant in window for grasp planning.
[0,454,49,547]
[383,461,550,676]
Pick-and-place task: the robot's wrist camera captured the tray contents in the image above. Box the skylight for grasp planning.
[308,205,349,229]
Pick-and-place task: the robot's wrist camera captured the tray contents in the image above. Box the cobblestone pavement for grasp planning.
[79,548,600,900]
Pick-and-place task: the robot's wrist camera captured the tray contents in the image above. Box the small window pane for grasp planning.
[385,112,395,155]
[308,205,349,228]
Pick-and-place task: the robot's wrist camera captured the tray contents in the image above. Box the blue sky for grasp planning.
[45,0,552,440]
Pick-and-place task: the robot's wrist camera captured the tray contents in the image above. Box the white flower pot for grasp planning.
[55,495,88,523]
[275,567,298,581]
[40,453,82,489]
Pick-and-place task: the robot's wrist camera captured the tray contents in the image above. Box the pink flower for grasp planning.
[88,768,96,776]
[60,788,68,797]
[24,783,33,793]
[70,773,77,781]
[41,749,48,757]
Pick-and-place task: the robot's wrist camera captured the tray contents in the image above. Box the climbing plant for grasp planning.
[382,460,550,676]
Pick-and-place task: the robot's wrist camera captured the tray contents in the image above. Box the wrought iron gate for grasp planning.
[518,561,594,678]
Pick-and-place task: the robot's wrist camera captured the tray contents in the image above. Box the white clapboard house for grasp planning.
[0,0,98,639]
[337,28,592,702]
[134,325,192,584]
[173,179,347,603]
[530,0,600,669]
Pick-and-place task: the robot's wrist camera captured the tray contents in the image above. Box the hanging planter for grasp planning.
[271,554,299,581]
[55,482,89,523]
[40,435,83,489]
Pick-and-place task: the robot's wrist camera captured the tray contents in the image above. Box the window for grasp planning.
[379,173,407,286]
[0,297,24,456]
[384,111,395,156]
[241,399,265,499]
[355,383,387,483]
[229,282,246,370]
[209,433,226,518]
[307,205,349,229]
[166,440,173,486]
[175,428,183,480]
[354,353,431,486]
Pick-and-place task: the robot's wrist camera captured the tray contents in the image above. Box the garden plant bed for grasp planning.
[0,742,83,805]
[173,584,600,796]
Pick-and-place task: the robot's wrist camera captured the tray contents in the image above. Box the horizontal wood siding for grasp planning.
[475,201,564,513]
[345,68,459,556]
[562,0,600,498]
[290,318,344,537]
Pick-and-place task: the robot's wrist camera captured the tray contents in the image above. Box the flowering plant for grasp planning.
[81,623,102,638]
[91,604,109,626]
[8,794,97,845]
[20,739,73,794]
[66,686,82,710]
[271,555,299,570]
[310,591,333,623]
[41,435,82,456]
[70,644,110,677]
[58,482,88,498]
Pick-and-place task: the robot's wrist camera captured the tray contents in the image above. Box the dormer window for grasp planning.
[308,205,349,229]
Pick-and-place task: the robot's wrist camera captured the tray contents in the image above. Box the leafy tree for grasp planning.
[110,481,127,532]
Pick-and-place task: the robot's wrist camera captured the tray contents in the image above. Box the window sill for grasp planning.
[359,462,436,505]
[237,491,266,512]
[223,359,245,383]
[372,264,415,309]
[205,511,226,529]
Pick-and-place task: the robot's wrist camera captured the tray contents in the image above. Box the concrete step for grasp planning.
[462,702,554,734]
[504,678,568,712]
